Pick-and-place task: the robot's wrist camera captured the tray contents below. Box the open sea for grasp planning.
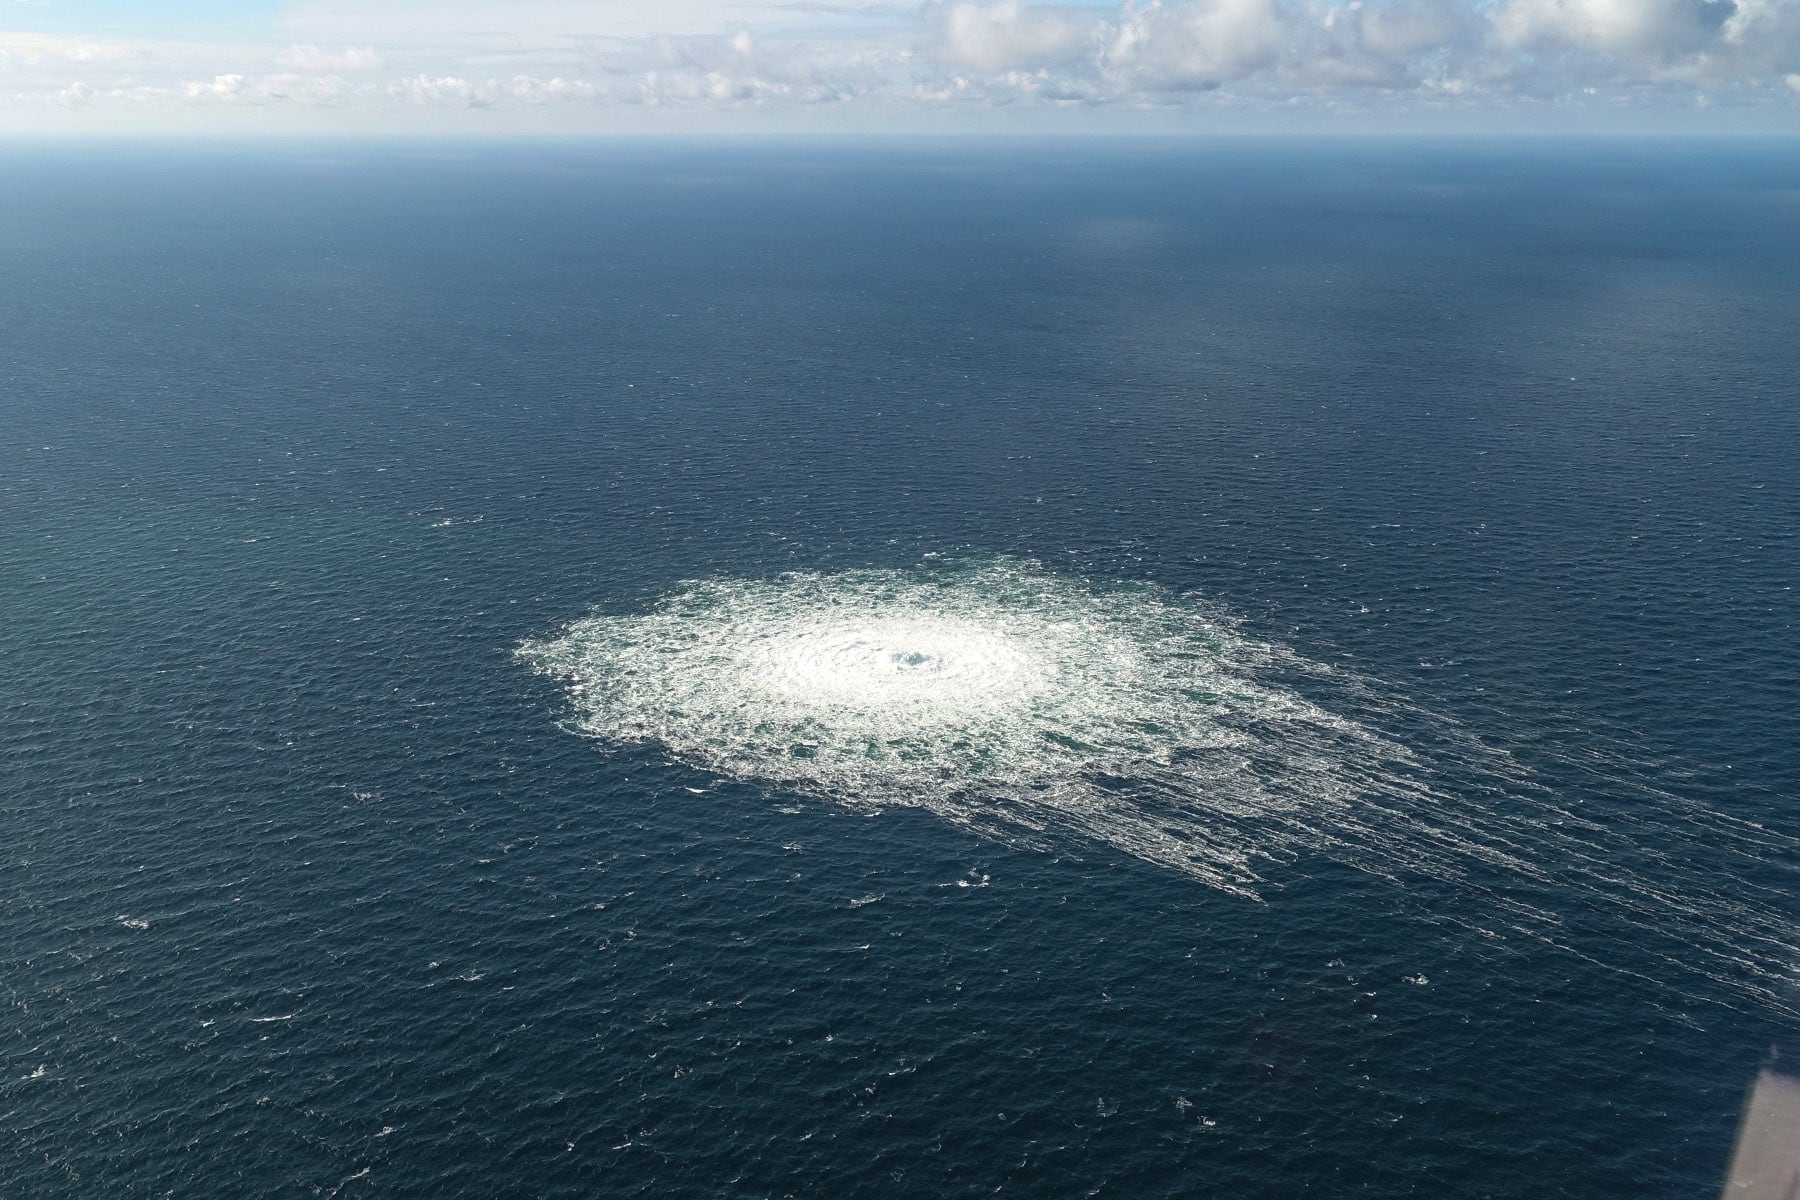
[2,139,1796,1198]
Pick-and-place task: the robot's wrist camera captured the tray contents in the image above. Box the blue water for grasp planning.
[2,140,1796,1198]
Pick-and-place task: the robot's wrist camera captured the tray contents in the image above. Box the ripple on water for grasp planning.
[521,557,1411,896]
[519,556,1798,1011]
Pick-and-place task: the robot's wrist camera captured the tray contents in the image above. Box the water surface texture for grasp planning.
[2,141,1797,1198]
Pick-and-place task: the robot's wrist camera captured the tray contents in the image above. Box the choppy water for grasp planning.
[2,141,1797,1198]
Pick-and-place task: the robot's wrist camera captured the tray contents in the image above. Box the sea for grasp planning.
[2,139,1796,1198]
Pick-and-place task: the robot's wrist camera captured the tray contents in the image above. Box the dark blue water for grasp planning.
[2,140,1796,1198]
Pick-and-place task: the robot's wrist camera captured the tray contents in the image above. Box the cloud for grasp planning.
[1357,0,1478,60]
[1491,0,1800,82]
[986,0,1800,97]
[10,0,1800,132]
[1106,0,1288,89]
[281,0,899,43]
[182,73,250,102]
[147,70,365,108]
[1493,0,1724,60]
[0,32,146,67]
[390,73,489,106]
[507,74,604,102]
[275,44,383,73]
[933,1,1097,71]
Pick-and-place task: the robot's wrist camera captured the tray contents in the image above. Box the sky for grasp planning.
[2,0,1798,134]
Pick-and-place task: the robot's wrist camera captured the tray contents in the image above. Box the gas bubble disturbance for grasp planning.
[520,557,1798,1011]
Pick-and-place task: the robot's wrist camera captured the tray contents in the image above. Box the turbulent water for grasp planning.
[525,556,1798,1012]
[524,557,1409,895]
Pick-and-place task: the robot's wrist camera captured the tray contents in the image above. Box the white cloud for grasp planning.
[1493,0,1723,60]
[182,73,250,101]
[1712,0,1800,75]
[934,1,1096,71]
[171,68,369,107]
[281,0,898,43]
[275,43,383,72]
[8,0,1800,132]
[507,73,604,102]
[0,32,146,66]
[1356,0,1477,60]
[1106,0,1287,89]
[391,73,488,106]
[1489,0,1800,84]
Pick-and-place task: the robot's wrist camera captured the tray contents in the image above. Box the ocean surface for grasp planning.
[2,139,1796,1198]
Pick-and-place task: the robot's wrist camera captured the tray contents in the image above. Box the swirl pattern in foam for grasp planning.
[755,615,1052,718]
[520,557,1800,1012]
[519,557,1441,896]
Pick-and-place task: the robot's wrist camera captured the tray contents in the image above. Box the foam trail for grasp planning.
[520,557,1798,1012]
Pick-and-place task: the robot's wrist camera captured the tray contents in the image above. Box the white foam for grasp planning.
[520,556,1799,1011]
[521,559,1479,895]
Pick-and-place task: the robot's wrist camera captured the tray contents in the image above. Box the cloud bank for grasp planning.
[4,0,1799,132]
